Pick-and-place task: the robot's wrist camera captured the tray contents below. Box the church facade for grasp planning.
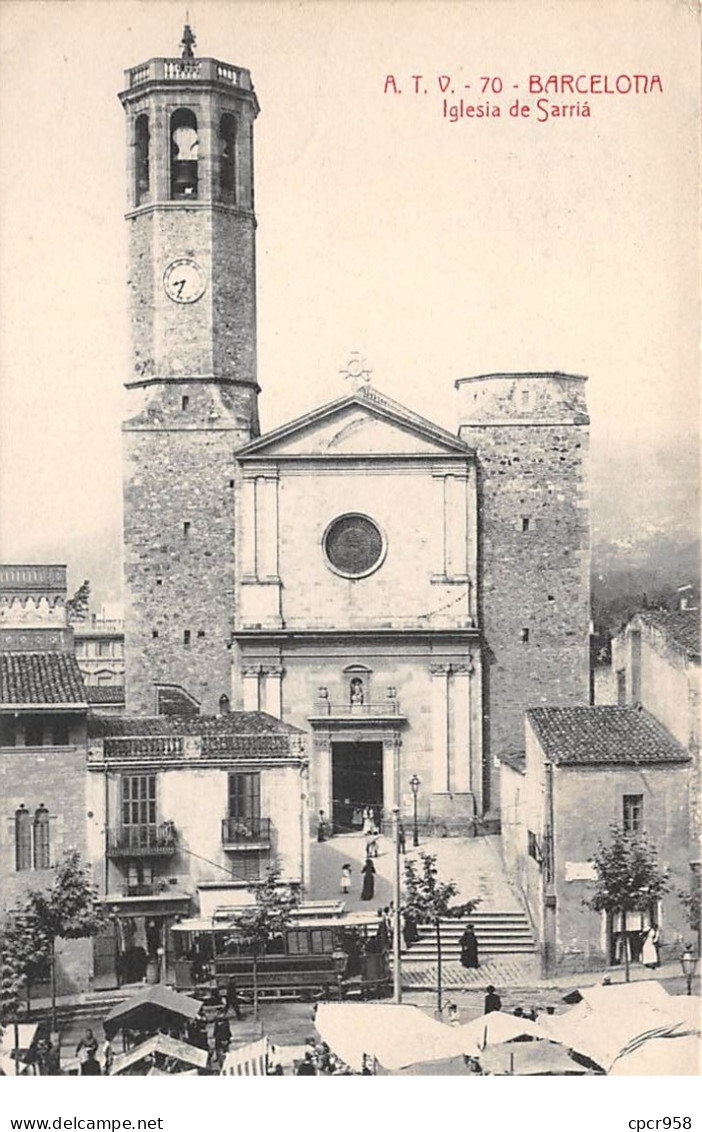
[120,32,591,830]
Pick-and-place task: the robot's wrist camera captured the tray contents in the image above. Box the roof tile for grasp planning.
[526,705,689,766]
[0,652,87,706]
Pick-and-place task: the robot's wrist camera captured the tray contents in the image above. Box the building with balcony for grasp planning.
[85,711,308,988]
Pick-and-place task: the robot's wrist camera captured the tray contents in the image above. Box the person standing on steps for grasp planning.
[459,923,480,969]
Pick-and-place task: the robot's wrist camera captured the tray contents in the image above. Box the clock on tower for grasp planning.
[120,26,261,716]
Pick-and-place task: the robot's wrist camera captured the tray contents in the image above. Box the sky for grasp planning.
[0,0,699,603]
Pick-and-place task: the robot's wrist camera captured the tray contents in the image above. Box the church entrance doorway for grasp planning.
[331,741,383,833]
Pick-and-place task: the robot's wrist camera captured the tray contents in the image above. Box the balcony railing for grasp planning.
[126,58,253,91]
[311,700,403,718]
[106,823,178,858]
[103,735,184,760]
[221,817,271,849]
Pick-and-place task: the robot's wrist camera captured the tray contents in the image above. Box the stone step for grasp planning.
[405,910,536,960]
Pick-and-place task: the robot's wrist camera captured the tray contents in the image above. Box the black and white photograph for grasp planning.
[0,0,699,1121]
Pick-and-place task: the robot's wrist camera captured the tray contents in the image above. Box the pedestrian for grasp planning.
[459,923,480,969]
[295,1051,317,1075]
[402,910,419,950]
[376,908,390,950]
[446,1002,460,1026]
[225,977,243,1020]
[80,1049,101,1076]
[75,1028,98,1065]
[398,821,406,855]
[484,985,501,1014]
[317,809,327,842]
[340,863,352,895]
[361,807,372,835]
[214,1008,232,1055]
[361,856,376,901]
[101,1032,114,1076]
[642,925,659,968]
[366,834,379,859]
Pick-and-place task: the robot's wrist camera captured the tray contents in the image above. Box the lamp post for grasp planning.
[410,774,420,848]
[392,806,402,1004]
[680,944,697,995]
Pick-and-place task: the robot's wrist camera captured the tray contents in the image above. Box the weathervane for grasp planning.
[340,352,372,390]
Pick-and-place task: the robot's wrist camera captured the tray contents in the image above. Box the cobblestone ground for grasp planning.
[402,955,542,990]
[309,831,522,912]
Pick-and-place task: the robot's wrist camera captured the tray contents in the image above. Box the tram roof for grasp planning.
[172,910,382,933]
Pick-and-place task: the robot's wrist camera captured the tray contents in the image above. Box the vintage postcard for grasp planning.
[0,0,699,1122]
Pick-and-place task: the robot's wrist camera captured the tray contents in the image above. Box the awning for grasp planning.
[103,985,201,1039]
[537,981,688,1071]
[459,1010,541,1055]
[111,1033,208,1075]
[609,1033,702,1076]
[221,1037,269,1076]
[315,1003,467,1073]
[0,1024,39,1054]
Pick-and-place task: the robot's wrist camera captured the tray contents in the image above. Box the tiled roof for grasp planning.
[88,712,305,763]
[1,652,88,706]
[527,706,689,766]
[86,685,125,704]
[88,711,303,738]
[637,610,700,660]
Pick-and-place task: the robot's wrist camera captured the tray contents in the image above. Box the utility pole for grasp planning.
[392,806,402,1003]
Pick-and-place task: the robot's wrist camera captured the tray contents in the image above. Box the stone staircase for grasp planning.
[404,909,536,963]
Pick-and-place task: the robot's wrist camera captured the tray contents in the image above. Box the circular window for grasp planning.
[323,514,386,579]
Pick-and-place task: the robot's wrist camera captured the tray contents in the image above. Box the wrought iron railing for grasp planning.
[221,817,271,846]
[106,822,178,856]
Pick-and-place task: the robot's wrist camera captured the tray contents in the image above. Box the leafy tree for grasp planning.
[586,826,669,982]
[230,863,300,1018]
[24,851,107,1030]
[402,851,479,1015]
[66,579,91,623]
[0,904,51,1026]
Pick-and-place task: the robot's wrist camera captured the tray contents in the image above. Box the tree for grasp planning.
[24,851,107,1030]
[586,826,669,982]
[0,904,51,1026]
[230,863,300,1019]
[402,851,479,1015]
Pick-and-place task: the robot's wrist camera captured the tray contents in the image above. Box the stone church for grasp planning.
[121,30,591,831]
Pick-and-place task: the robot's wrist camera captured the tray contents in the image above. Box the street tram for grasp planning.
[170,903,391,1002]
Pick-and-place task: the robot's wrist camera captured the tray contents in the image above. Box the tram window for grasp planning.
[310,930,333,954]
[287,930,310,955]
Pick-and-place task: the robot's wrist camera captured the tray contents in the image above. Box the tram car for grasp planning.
[171,902,392,1002]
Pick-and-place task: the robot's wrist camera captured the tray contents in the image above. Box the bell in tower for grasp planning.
[120,28,261,716]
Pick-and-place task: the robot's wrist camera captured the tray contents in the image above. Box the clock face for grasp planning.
[163,258,206,304]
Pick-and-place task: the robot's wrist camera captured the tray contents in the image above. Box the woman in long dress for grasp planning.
[641,926,659,968]
[361,857,376,901]
[459,924,480,969]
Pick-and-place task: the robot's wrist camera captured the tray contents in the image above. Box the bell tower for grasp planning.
[120,26,260,715]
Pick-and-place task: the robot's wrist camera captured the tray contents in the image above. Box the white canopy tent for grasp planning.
[315,1003,468,1073]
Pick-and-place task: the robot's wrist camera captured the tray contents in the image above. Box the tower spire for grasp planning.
[180,17,196,58]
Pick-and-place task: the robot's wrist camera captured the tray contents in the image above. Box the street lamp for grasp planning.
[409,774,420,847]
[680,944,697,995]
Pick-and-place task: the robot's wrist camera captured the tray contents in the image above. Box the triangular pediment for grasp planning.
[236,387,473,460]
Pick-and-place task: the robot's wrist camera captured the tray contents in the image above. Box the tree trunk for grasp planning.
[50,939,57,1034]
[436,920,443,1016]
[622,910,630,983]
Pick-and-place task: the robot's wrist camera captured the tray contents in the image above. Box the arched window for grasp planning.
[219,694,231,715]
[15,806,31,871]
[33,805,51,869]
[219,114,237,201]
[135,114,150,205]
[170,109,199,199]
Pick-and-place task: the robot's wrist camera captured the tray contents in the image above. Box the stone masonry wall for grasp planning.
[123,409,246,715]
[459,380,591,813]
[0,746,91,995]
